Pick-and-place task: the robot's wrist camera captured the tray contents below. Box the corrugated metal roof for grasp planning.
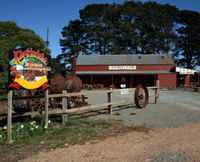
[76,71,174,75]
[76,54,174,65]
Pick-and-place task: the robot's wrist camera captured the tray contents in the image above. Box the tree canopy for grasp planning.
[176,10,200,68]
[59,1,200,69]
[0,21,50,84]
[51,58,67,75]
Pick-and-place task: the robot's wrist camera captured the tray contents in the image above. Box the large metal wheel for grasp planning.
[12,89,45,113]
[134,84,149,108]
[67,95,87,108]
[28,90,45,112]
[29,89,60,112]
[13,89,59,113]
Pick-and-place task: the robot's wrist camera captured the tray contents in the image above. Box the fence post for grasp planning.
[44,89,49,129]
[62,90,68,125]
[7,90,13,144]
[107,88,112,114]
[155,80,160,104]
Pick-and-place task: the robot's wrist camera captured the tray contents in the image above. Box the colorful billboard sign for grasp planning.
[9,49,51,90]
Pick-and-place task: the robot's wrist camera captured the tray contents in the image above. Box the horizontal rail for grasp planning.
[0,98,135,118]
[0,95,43,101]
[48,89,112,98]
[48,87,158,98]
[147,86,159,89]
[0,111,40,120]
[0,86,159,101]
[45,98,134,115]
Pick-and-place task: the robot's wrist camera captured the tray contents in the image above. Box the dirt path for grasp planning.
[21,122,200,162]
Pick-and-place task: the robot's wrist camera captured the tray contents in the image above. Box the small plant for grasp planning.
[0,126,7,144]
[0,119,52,144]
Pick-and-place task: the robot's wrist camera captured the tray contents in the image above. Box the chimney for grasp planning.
[71,57,77,76]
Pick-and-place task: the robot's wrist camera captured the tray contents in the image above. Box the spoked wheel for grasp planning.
[28,90,59,112]
[134,84,149,108]
[67,96,81,108]
[49,98,61,109]
[28,90,45,112]
[67,95,87,108]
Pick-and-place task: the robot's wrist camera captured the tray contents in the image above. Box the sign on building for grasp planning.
[8,48,51,90]
[108,66,136,70]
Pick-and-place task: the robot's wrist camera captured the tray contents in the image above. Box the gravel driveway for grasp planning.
[87,89,200,128]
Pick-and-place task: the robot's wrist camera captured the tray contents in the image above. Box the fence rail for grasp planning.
[5,81,160,144]
[0,86,159,118]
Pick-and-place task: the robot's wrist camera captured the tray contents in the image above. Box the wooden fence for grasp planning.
[47,86,159,115]
[6,80,160,143]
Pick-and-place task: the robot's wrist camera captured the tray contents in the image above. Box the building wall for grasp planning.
[76,65,177,88]
[75,65,174,72]
[158,73,177,87]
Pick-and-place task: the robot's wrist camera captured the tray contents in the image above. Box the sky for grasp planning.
[1,0,200,58]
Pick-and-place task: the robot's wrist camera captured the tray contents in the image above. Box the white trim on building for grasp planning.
[176,67,198,75]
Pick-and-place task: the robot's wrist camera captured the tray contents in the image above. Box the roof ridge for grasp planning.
[79,54,170,57]
[77,54,174,65]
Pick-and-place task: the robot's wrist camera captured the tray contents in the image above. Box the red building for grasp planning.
[74,54,176,88]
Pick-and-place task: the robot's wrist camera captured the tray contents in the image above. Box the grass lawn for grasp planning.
[0,114,150,162]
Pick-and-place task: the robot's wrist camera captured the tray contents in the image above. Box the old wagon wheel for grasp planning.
[67,96,81,108]
[134,84,149,108]
[49,97,61,109]
[67,95,87,108]
[28,90,45,112]
[28,90,60,112]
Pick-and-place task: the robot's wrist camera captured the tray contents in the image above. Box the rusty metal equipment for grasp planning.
[12,71,150,113]
[12,72,87,113]
[50,72,86,108]
[134,84,149,108]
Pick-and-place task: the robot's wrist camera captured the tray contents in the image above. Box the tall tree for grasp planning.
[59,20,86,64]
[176,10,200,68]
[79,4,119,55]
[134,2,178,54]
[59,2,200,69]
[51,58,67,74]
[0,21,50,84]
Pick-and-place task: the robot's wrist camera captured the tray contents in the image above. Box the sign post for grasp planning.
[7,90,13,144]
[7,48,51,143]
[45,89,49,129]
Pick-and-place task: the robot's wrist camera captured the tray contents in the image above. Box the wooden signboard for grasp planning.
[8,48,51,90]
[7,48,51,143]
